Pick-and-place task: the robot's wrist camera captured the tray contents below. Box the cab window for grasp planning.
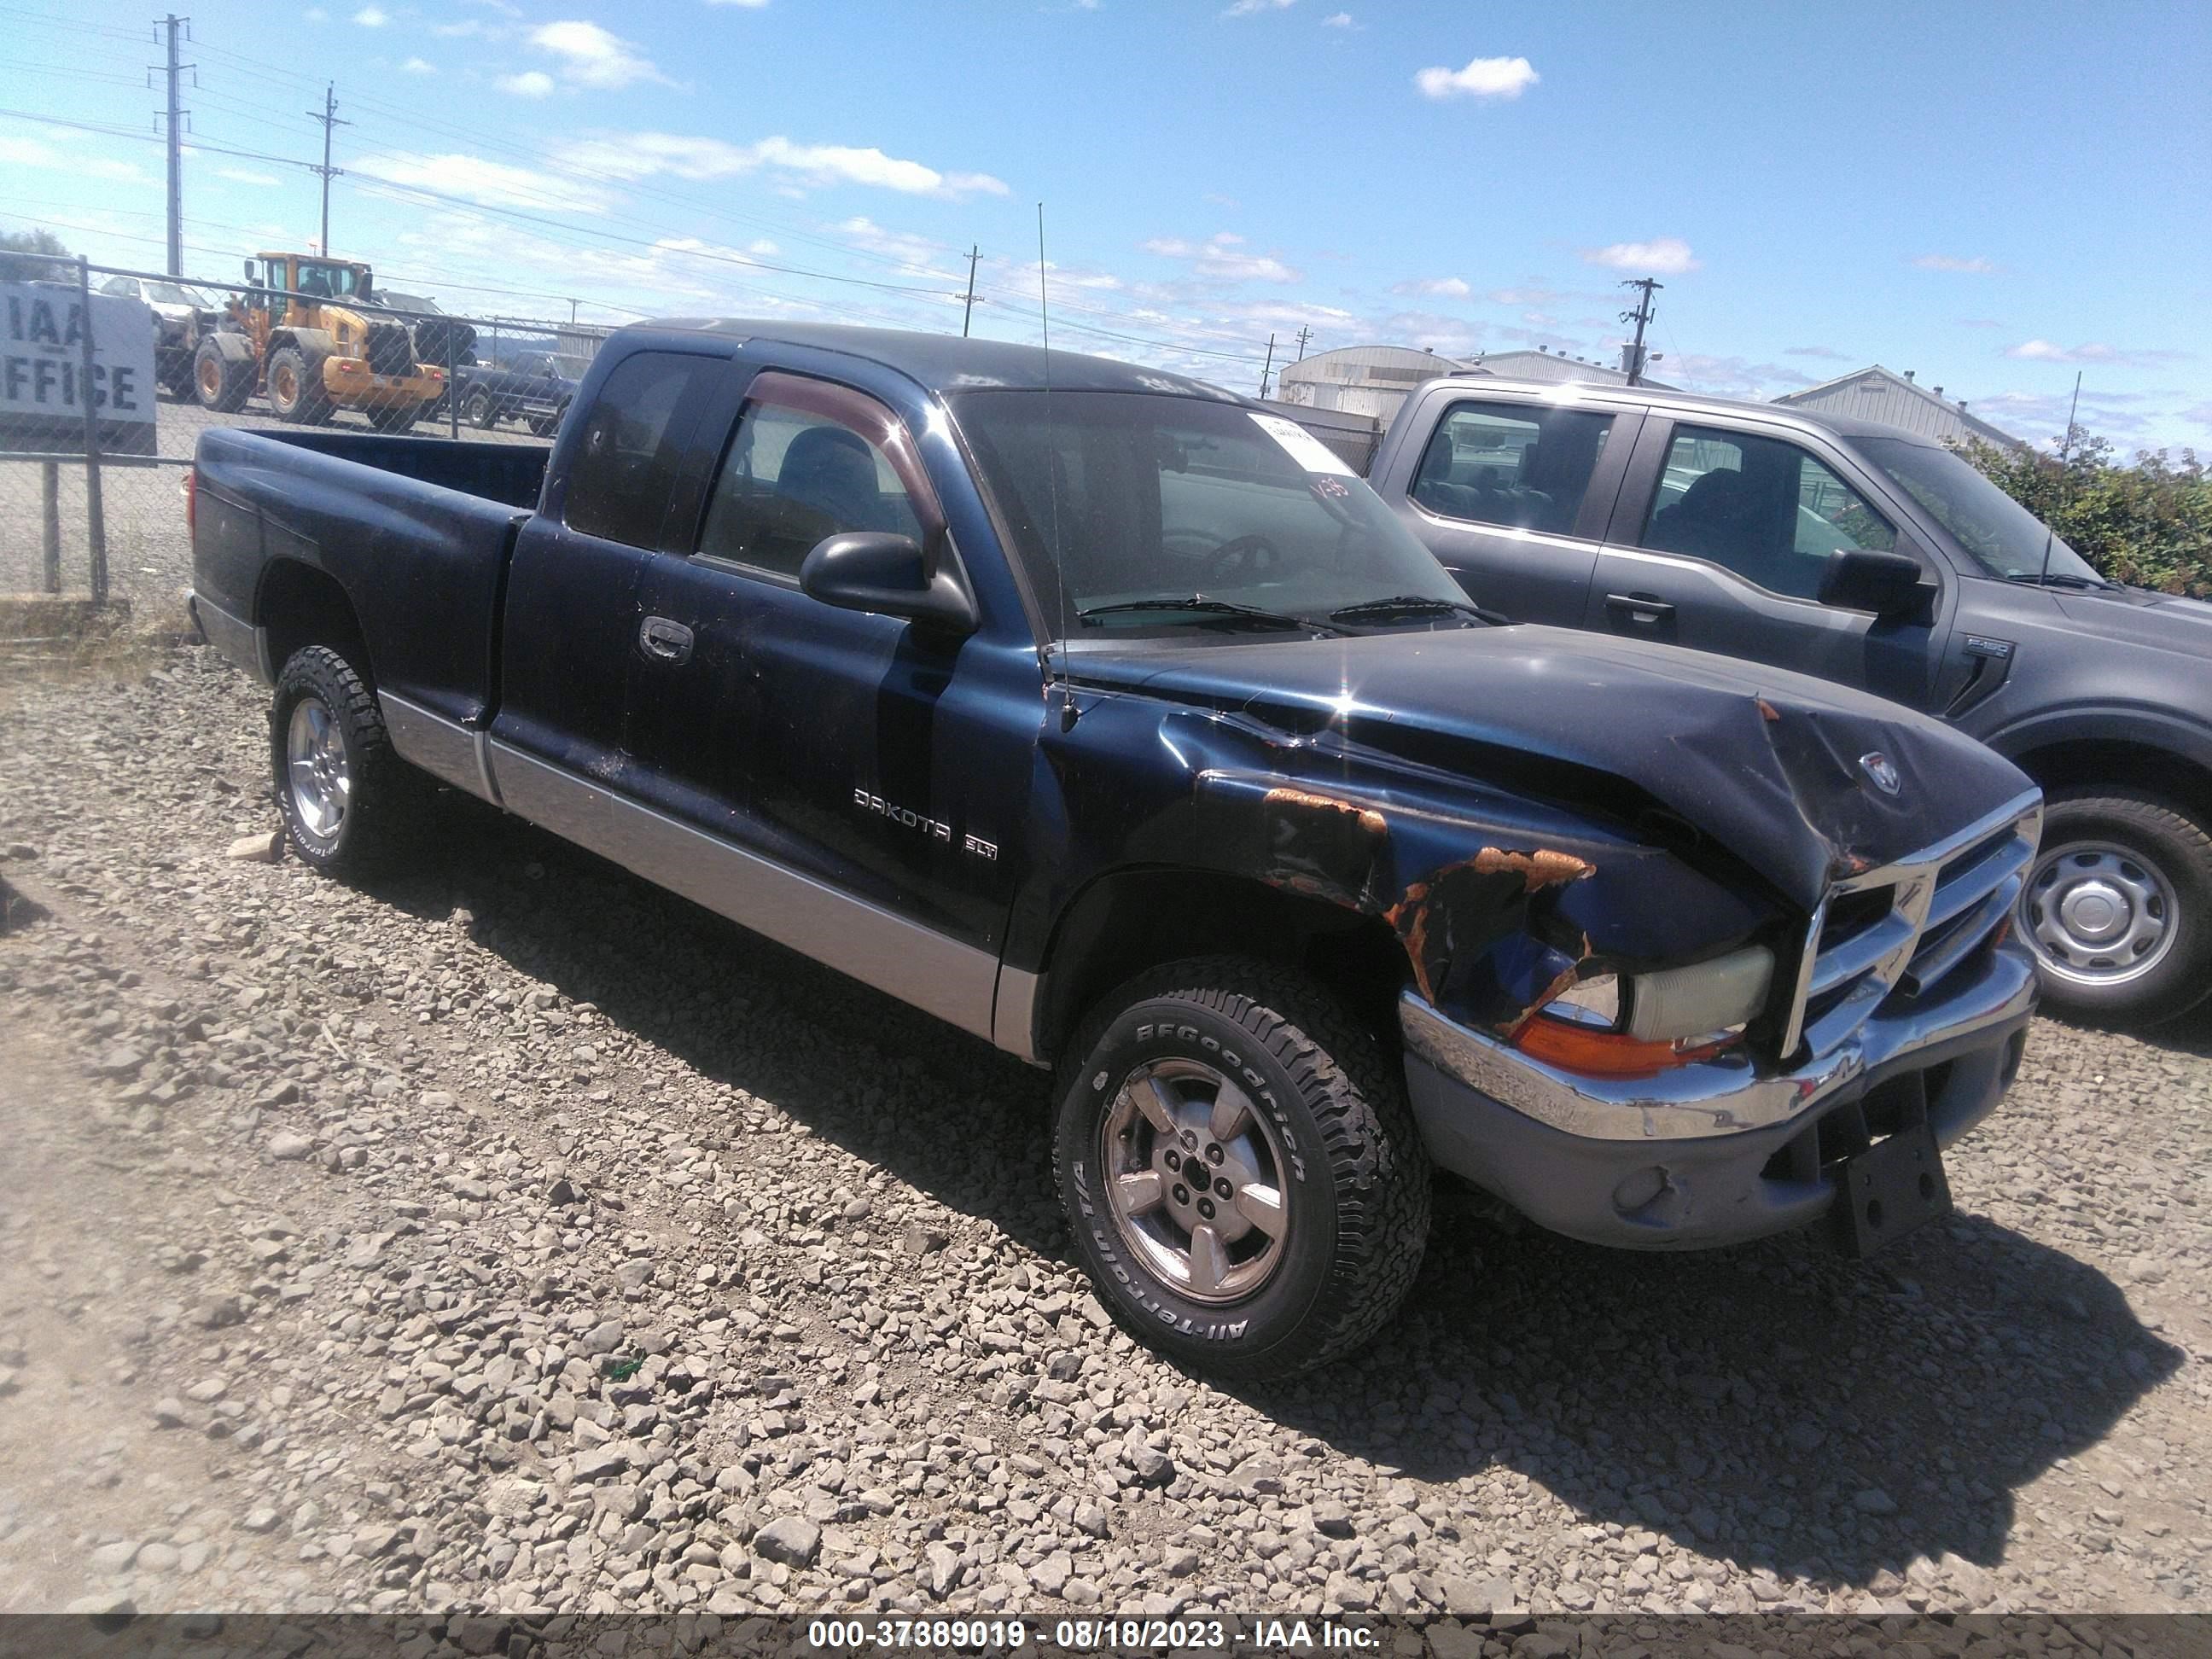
[697,391,924,579]
[1409,401,1615,538]
[1641,425,1895,601]
[562,352,721,549]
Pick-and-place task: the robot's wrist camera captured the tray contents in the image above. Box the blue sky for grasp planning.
[3,0,2207,450]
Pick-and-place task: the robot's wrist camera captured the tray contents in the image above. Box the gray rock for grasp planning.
[1854,1487,1900,1516]
[753,1515,821,1568]
[923,1540,963,1598]
[265,1129,313,1161]
[226,831,282,864]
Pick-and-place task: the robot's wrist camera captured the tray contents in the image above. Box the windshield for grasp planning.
[1857,436,2103,585]
[953,390,1467,637]
[145,282,207,306]
[294,261,366,299]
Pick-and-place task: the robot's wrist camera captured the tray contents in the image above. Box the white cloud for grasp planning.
[553,131,1007,198]
[1225,0,1295,14]
[0,134,150,183]
[2004,339,2185,367]
[530,20,666,89]
[1580,236,1700,274]
[1415,55,1538,100]
[352,150,614,214]
[1322,10,1353,24]
[1391,276,1470,298]
[1784,345,1852,361]
[1142,230,1299,283]
[352,4,387,25]
[1914,253,1997,274]
[497,71,556,97]
[216,166,283,186]
[402,56,436,74]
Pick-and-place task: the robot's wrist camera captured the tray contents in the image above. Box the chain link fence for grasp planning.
[1,242,610,633]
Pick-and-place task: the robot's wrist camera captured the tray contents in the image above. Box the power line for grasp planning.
[306,81,347,254]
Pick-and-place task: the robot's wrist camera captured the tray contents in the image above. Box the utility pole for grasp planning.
[1619,276,1662,386]
[307,82,349,254]
[154,15,193,276]
[1257,332,1277,399]
[1293,324,1313,363]
[961,245,981,337]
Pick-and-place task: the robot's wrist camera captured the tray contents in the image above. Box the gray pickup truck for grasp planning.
[1364,377,2212,1027]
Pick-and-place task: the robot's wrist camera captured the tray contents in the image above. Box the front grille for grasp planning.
[363,322,416,377]
[1782,796,2041,1058]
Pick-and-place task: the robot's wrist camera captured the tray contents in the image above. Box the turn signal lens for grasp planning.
[1515,1017,1733,1079]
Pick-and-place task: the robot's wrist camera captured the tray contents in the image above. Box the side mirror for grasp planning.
[1819,547,1929,620]
[800,531,979,636]
[242,259,255,281]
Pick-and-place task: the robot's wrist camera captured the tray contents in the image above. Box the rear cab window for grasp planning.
[1410,399,1618,538]
[562,351,723,549]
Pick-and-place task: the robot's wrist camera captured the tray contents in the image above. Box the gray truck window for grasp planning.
[1412,401,1614,538]
[1856,436,2101,584]
[563,352,718,549]
[1643,426,1895,601]
[698,399,923,578]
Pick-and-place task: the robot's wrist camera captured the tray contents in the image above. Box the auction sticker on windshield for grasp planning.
[1249,411,1354,477]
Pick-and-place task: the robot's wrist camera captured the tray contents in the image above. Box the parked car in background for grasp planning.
[1359,377,2212,1027]
[188,321,2042,1379]
[99,272,216,399]
[371,290,476,383]
[450,349,577,435]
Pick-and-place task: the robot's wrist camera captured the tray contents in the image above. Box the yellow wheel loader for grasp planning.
[192,252,445,431]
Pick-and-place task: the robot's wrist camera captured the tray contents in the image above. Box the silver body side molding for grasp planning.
[188,590,273,686]
[992,965,1043,1065]
[380,692,499,805]
[487,741,1002,1045]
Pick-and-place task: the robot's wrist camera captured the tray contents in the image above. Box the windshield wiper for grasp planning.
[1078,597,1342,634]
[2008,571,2122,591]
[1329,594,1505,626]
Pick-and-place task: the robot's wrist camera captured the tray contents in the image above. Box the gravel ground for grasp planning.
[1,643,2209,1621]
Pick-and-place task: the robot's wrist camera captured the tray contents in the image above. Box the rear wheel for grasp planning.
[463,386,497,428]
[1054,958,1430,1380]
[270,645,429,876]
[194,339,252,413]
[2019,789,2212,1026]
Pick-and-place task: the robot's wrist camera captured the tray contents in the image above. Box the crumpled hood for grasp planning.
[1068,624,2035,910]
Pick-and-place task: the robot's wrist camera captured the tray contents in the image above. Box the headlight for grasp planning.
[1514,945,1774,1077]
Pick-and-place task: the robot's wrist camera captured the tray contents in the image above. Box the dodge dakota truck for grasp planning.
[1360,375,2212,1027]
[189,322,2042,1379]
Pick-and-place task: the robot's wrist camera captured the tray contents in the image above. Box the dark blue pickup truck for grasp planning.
[189,321,2043,1378]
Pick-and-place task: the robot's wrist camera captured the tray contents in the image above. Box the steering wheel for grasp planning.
[1204,533,1284,584]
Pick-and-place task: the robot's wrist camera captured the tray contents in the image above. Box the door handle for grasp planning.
[638,615,693,664]
[1604,591,1675,625]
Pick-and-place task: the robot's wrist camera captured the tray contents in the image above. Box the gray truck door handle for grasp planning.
[639,616,693,664]
[1604,591,1675,625]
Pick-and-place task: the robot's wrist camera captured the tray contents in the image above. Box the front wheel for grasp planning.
[271,645,428,876]
[464,387,497,428]
[2019,789,2212,1026]
[1054,958,1431,1380]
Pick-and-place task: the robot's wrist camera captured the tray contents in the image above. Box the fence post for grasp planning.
[76,256,108,606]
[41,461,61,593]
[446,319,459,440]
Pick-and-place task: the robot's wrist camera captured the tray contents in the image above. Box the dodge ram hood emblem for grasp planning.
[1860,751,1902,796]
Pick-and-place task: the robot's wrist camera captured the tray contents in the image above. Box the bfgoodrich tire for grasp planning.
[1054,958,1431,1380]
[270,645,428,876]
[2022,789,2212,1027]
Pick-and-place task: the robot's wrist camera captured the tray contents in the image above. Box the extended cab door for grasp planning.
[1585,415,1949,709]
[492,347,727,779]
[1377,387,1639,626]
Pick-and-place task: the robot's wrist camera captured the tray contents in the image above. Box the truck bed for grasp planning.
[192,426,550,730]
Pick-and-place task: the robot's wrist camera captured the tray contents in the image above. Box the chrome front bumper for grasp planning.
[1399,934,2039,1249]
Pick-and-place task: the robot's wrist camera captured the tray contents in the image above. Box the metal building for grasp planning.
[1275,342,1668,428]
[1773,364,2025,451]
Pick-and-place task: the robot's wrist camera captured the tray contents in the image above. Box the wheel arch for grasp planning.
[2006,736,2212,825]
[257,559,374,690]
[1028,865,1409,1067]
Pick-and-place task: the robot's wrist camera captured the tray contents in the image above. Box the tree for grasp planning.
[0,227,73,282]
[1957,426,2212,598]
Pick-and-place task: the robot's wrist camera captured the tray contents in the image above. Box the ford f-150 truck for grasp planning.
[189,322,2042,1379]
[1361,376,2212,1027]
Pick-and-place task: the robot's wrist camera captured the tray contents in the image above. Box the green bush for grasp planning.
[1956,428,2212,598]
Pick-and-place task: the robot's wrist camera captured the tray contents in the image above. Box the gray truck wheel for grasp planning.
[194,339,251,413]
[464,387,497,428]
[270,646,428,876]
[2021,789,2212,1026]
[1054,957,1431,1380]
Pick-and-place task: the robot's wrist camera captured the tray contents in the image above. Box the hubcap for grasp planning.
[286,696,351,841]
[198,358,219,397]
[1100,1057,1289,1305]
[274,363,297,405]
[2021,841,2177,987]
